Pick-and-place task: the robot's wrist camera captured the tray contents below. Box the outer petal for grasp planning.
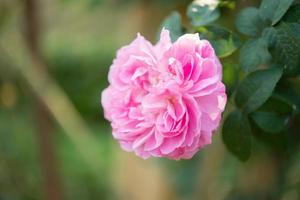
[155,28,172,59]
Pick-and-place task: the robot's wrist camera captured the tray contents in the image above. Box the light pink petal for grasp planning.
[160,130,187,154]
[155,28,172,59]
[132,129,154,149]
[142,94,167,111]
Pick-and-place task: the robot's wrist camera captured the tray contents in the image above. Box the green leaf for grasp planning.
[187,3,220,27]
[251,122,289,152]
[283,4,300,23]
[251,111,287,133]
[235,7,266,36]
[259,0,294,25]
[223,61,239,97]
[262,27,277,46]
[212,38,238,58]
[235,68,283,114]
[219,1,235,10]
[270,22,300,76]
[274,83,300,114]
[259,94,294,114]
[239,38,271,72]
[161,11,183,42]
[222,110,252,161]
[288,22,300,37]
[202,26,241,58]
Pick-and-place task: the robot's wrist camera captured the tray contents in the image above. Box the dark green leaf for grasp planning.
[212,39,238,58]
[274,83,300,114]
[222,110,252,161]
[235,68,283,113]
[287,22,300,37]
[222,60,239,97]
[259,94,294,114]
[262,27,277,47]
[187,3,220,27]
[283,4,300,23]
[251,111,287,133]
[251,122,289,153]
[270,22,300,76]
[259,0,294,25]
[161,12,183,42]
[202,26,241,58]
[235,7,266,36]
[239,38,271,72]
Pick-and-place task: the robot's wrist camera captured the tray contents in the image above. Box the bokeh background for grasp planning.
[0,0,300,200]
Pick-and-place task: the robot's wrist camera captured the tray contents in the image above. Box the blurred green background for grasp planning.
[0,0,300,200]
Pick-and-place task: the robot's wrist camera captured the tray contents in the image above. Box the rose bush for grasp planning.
[102,0,300,161]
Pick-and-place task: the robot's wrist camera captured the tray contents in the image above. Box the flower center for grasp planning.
[150,76,160,85]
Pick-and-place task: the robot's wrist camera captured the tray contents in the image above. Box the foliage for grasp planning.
[161,11,184,42]
[222,110,252,161]
[1,0,300,199]
[161,0,300,162]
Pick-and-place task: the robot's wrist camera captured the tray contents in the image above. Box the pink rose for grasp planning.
[101,28,227,160]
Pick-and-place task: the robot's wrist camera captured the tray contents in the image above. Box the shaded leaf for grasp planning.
[283,4,300,23]
[288,22,300,37]
[187,3,220,27]
[259,94,294,114]
[239,38,271,72]
[251,111,287,133]
[259,0,294,25]
[222,60,239,97]
[274,83,300,114]
[262,27,277,46]
[222,110,252,161]
[235,68,283,114]
[270,22,300,76]
[251,121,289,153]
[202,26,241,58]
[161,11,183,42]
[235,7,266,36]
